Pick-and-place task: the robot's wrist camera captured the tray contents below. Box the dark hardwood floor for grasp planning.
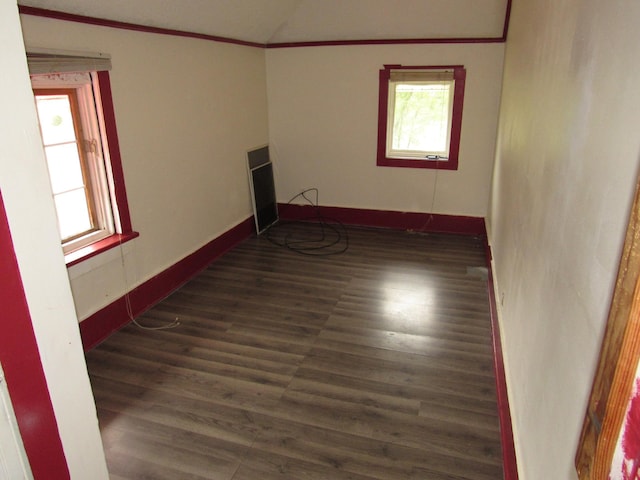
[85,223,503,480]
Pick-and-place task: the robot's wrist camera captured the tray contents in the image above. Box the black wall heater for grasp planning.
[247,145,278,234]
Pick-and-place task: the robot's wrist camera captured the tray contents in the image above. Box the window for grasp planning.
[28,51,137,266]
[377,65,466,170]
[34,77,113,252]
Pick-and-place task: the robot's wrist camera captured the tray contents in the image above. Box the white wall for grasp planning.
[489,0,640,478]
[0,1,108,477]
[266,43,504,217]
[20,15,270,320]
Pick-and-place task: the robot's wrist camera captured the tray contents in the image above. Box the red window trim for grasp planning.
[64,71,137,266]
[376,64,466,171]
[65,231,139,267]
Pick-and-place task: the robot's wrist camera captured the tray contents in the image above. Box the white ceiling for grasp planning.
[18,0,509,45]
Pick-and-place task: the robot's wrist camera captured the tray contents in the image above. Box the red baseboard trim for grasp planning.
[278,203,487,236]
[80,217,254,350]
[484,239,519,480]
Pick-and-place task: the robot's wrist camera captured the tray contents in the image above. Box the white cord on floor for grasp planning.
[118,236,180,330]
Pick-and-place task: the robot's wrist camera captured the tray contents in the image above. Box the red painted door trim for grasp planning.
[0,192,69,479]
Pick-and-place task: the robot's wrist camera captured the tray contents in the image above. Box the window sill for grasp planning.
[65,231,139,267]
[377,156,458,170]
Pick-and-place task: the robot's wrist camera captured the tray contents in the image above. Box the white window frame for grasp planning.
[386,77,455,160]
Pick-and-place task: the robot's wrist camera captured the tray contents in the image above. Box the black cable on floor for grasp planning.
[264,188,349,256]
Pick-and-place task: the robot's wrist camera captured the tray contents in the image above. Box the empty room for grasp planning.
[2,0,640,479]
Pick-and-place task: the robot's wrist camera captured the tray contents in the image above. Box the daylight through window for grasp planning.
[389,81,453,158]
[28,51,137,265]
[33,74,115,253]
[377,65,466,170]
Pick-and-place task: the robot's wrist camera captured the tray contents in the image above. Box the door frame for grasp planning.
[0,192,69,479]
[576,175,640,479]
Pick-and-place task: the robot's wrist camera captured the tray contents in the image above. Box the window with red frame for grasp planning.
[377,65,466,170]
[28,51,137,265]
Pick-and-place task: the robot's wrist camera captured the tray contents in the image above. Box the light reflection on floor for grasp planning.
[380,270,436,326]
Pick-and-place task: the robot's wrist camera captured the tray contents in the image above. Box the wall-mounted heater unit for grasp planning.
[247,145,278,234]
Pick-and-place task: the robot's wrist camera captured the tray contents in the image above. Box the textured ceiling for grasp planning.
[17,0,509,44]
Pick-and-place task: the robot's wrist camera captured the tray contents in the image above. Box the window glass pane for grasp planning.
[43,144,84,194]
[392,83,451,154]
[54,189,92,240]
[35,95,77,145]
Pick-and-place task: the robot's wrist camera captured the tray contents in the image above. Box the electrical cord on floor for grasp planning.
[264,188,349,256]
[118,235,180,331]
[417,153,440,233]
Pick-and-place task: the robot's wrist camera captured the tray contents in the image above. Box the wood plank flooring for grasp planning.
[85,224,503,480]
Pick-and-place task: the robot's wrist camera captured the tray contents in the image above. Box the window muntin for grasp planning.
[377,65,466,170]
